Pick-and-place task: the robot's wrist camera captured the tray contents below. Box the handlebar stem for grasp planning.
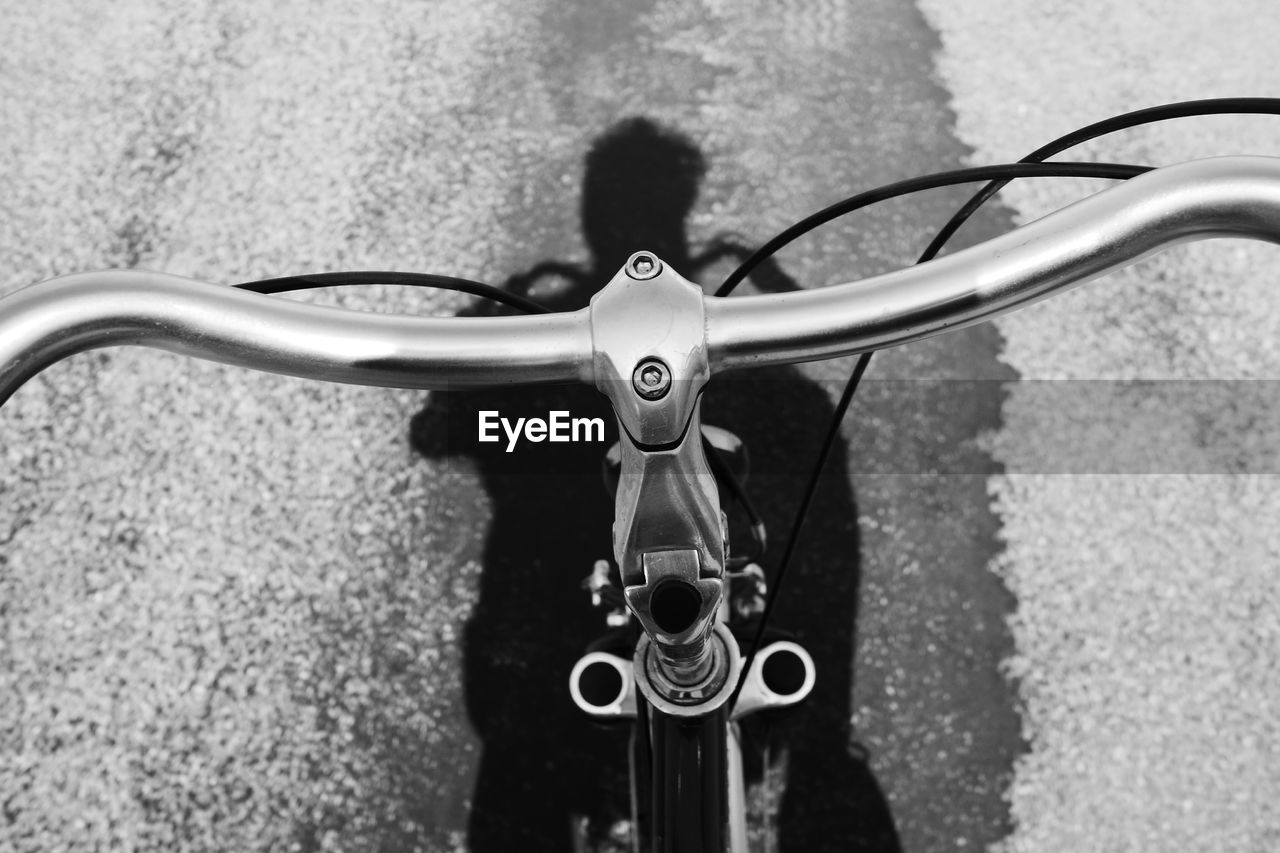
[591,254,728,700]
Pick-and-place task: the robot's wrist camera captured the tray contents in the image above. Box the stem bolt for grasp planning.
[626,252,662,280]
[632,358,671,400]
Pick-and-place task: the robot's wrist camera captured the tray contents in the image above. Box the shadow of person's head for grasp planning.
[581,116,707,276]
[490,116,710,315]
[412,114,897,853]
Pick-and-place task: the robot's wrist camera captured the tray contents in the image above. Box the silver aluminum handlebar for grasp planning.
[0,271,594,406]
[2,156,1280,405]
[707,156,1280,369]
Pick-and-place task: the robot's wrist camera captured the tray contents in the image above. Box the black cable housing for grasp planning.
[235,270,552,314]
[725,98,1280,715]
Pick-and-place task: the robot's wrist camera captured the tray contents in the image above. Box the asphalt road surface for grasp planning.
[1,1,1278,851]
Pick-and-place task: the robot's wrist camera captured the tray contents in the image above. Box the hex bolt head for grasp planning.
[626,251,662,280]
[632,358,671,400]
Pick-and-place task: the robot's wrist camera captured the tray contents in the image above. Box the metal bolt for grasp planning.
[626,251,661,280]
[632,358,671,399]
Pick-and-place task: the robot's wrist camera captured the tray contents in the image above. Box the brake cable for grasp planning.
[233,168,1154,718]
[235,270,552,314]
[230,100,1280,720]
[723,97,1280,716]
[702,434,768,568]
[234,170,1144,594]
[922,97,1280,262]
[718,162,1150,712]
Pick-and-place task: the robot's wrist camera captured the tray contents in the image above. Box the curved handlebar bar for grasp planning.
[2,156,1279,406]
[0,272,594,404]
[708,156,1280,369]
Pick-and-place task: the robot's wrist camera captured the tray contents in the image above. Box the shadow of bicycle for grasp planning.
[410,117,900,852]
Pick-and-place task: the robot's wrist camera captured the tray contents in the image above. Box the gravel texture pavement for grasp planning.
[2,2,532,849]
[3,2,1024,849]
[919,0,1280,849]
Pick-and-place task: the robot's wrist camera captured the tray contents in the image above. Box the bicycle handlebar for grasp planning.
[2,156,1279,406]
[708,156,1280,369]
[0,271,594,404]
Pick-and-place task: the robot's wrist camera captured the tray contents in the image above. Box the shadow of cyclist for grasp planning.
[410,116,900,852]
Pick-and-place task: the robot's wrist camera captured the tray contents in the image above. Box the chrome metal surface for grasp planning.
[705,156,1280,370]
[589,256,707,446]
[568,652,637,719]
[623,549,722,683]
[592,255,727,693]
[731,640,817,720]
[0,270,593,406]
[634,622,742,717]
[5,160,1280,406]
[611,424,725,585]
[611,418,726,695]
